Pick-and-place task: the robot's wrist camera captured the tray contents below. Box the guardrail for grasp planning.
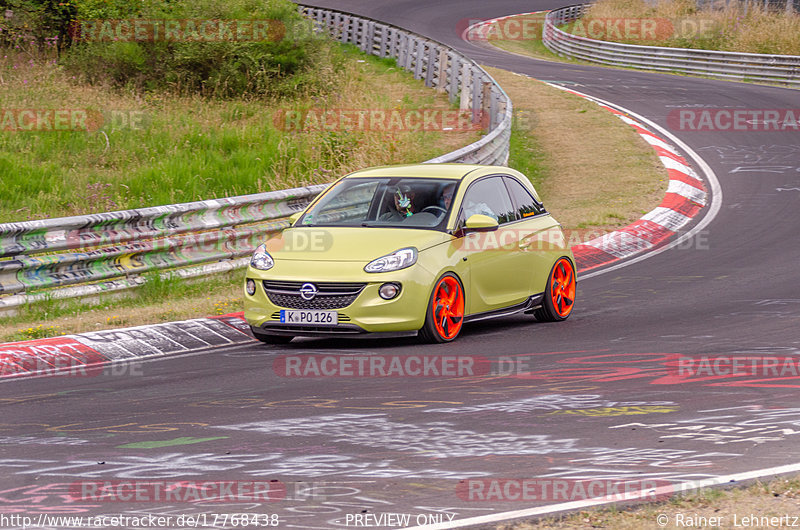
[0,5,512,311]
[543,4,800,87]
[298,4,512,164]
[0,186,326,310]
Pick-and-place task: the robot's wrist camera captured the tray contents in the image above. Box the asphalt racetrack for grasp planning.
[2,1,800,528]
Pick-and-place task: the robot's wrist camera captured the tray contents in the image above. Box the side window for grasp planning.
[458,177,516,227]
[504,177,545,219]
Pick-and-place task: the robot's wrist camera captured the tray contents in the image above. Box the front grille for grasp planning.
[263,281,365,309]
[267,293,356,310]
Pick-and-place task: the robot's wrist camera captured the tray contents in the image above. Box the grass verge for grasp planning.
[484,9,800,88]
[578,0,800,55]
[484,1,800,56]
[0,44,477,222]
[488,66,667,231]
[477,13,581,64]
[1,271,245,343]
[500,475,800,528]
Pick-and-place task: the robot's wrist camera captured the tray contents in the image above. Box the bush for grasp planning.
[0,0,77,53]
[59,0,340,99]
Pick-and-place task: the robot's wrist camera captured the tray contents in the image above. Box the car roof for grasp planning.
[344,164,497,181]
[335,163,540,202]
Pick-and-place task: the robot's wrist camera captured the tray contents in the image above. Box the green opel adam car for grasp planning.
[244,164,576,343]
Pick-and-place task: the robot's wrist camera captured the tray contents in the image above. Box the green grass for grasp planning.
[0,44,477,223]
[0,35,481,338]
[503,477,800,529]
[485,66,668,232]
[508,117,547,191]
[578,0,800,55]
[12,324,64,341]
[1,270,244,342]
[2,61,668,339]
[492,3,800,63]
[491,36,578,66]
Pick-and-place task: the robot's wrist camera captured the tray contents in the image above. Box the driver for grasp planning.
[381,184,418,221]
[439,183,455,210]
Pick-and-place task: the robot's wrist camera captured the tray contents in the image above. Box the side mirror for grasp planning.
[464,214,499,232]
[288,212,303,226]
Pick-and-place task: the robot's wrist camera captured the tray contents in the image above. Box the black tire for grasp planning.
[534,257,576,322]
[418,273,465,343]
[250,326,293,344]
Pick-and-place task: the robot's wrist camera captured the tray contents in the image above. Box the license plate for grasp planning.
[280,310,338,325]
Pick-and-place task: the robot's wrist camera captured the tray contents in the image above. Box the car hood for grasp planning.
[263,226,452,262]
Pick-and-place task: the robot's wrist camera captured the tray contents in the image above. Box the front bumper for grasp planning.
[244,260,434,335]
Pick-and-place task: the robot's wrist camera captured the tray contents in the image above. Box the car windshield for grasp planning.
[298,177,457,230]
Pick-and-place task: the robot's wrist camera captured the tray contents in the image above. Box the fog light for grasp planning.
[245,278,256,296]
[379,282,401,300]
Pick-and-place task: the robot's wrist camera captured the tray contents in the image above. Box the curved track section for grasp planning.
[2,1,800,528]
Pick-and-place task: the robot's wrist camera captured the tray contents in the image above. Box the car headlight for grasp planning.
[250,244,274,271]
[364,247,417,273]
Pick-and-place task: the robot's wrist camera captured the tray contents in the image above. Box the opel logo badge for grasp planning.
[299,283,318,300]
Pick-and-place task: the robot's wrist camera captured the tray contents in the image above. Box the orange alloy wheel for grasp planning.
[431,275,465,340]
[550,257,576,318]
